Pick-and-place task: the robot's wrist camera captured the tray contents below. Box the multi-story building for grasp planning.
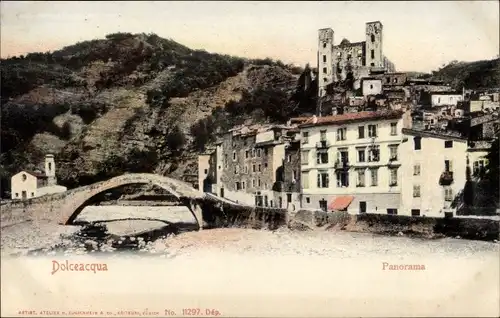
[198,124,301,208]
[297,109,412,214]
[400,129,471,217]
[317,21,396,97]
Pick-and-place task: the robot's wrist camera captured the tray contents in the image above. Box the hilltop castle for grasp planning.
[317,21,396,97]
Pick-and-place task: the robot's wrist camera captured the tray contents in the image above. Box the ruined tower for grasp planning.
[365,21,384,69]
[44,154,57,186]
[317,28,334,98]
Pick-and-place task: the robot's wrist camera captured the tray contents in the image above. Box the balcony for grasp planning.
[316,140,330,149]
[388,156,400,166]
[439,171,454,186]
[334,160,350,170]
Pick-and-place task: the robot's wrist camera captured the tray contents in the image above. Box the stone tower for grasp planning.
[44,154,57,186]
[317,28,334,98]
[365,21,384,69]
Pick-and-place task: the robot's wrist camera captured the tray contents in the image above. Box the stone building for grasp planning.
[317,21,396,97]
[10,154,67,200]
[198,124,301,208]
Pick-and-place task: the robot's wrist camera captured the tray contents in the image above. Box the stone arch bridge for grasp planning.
[1,173,288,230]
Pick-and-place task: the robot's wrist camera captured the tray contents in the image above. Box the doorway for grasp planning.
[359,201,367,214]
[22,191,27,200]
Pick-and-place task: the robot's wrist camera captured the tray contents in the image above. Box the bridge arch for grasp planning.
[59,173,205,226]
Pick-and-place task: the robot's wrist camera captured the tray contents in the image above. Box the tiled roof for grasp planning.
[298,110,404,128]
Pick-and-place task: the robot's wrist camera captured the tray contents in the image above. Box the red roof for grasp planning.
[298,110,404,128]
[328,196,354,211]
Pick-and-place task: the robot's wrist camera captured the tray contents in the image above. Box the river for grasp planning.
[1,206,499,317]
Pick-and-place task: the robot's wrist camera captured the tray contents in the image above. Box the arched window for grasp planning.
[371,34,375,43]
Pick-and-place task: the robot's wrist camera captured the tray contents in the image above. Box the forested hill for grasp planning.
[409,58,500,90]
[0,32,317,194]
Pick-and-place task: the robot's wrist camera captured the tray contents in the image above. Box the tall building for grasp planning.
[317,21,396,98]
[297,109,411,213]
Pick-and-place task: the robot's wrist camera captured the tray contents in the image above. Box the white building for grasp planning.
[361,78,383,97]
[431,93,463,107]
[400,129,471,217]
[297,109,412,214]
[10,154,67,200]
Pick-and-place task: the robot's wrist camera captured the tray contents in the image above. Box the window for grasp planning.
[31,192,34,197]
[337,149,349,164]
[444,160,453,172]
[371,49,375,59]
[390,123,397,136]
[411,209,420,216]
[357,169,366,187]
[258,179,261,187]
[414,137,421,150]
[323,67,327,74]
[320,130,327,141]
[306,197,311,204]
[444,140,453,148]
[264,148,268,156]
[389,145,398,161]
[387,209,398,215]
[302,132,309,143]
[204,169,208,174]
[258,164,261,172]
[244,165,248,173]
[319,199,328,212]
[234,166,239,174]
[386,77,390,83]
[368,125,377,138]
[301,172,309,189]
[264,163,268,169]
[22,174,27,181]
[15,193,19,198]
[287,193,292,203]
[287,154,292,162]
[301,150,309,164]
[251,149,256,157]
[252,164,256,173]
[413,164,421,176]
[316,150,329,164]
[370,168,378,186]
[257,149,261,157]
[224,154,228,168]
[232,151,237,161]
[323,42,327,48]
[473,160,485,175]
[393,78,397,84]
[336,171,349,187]
[370,84,373,89]
[357,148,366,162]
[236,182,241,190]
[48,162,52,171]
[337,127,346,141]
[252,179,256,187]
[242,182,246,189]
[370,62,375,67]
[323,55,327,63]
[358,126,365,139]
[389,168,398,186]
[444,188,453,201]
[245,150,249,159]
[323,78,328,83]
[317,170,329,188]
[371,34,375,43]
[368,146,380,162]
[413,185,421,197]
[292,170,297,180]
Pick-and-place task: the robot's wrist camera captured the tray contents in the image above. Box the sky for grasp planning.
[1,1,498,72]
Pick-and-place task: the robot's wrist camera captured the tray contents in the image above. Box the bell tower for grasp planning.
[45,154,57,186]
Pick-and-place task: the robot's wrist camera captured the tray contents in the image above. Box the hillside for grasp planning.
[0,33,315,194]
[431,58,500,90]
